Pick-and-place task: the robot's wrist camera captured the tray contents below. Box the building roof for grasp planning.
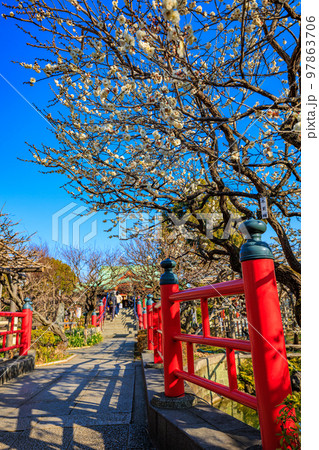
[100,265,160,291]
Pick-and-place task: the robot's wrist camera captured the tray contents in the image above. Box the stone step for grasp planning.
[100,309,138,338]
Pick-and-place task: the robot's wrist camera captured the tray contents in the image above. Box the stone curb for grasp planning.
[0,354,35,385]
[151,392,198,409]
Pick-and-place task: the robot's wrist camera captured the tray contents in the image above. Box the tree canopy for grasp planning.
[3,0,300,320]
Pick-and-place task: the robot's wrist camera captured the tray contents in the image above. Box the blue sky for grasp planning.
[0,17,121,254]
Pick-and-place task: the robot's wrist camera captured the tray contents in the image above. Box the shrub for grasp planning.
[288,357,301,373]
[237,357,301,447]
[276,392,301,449]
[67,333,85,347]
[66,328,103,347]
[196,344,225,354]
[87,333,103,346]
[238,359,255,395]
[31,327,67,364]
[35,343,67,364]
[134,330,147,359]
[31,327,62,347]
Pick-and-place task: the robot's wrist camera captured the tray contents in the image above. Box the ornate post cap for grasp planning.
[99,299,104,306]
[239,218,274,262]
[23,298,33,311]
[92,311,97,316]
[160,258,179,285]
[147,294,153,306]
[137,298,142,305]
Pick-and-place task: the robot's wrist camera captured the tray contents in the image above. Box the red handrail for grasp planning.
[169,278,244,302]
[96,310,105,326]
[0,312,26,317]
[153,219,298,449]
[173,334,251,352]
[174,369,257,410]
[96,297,108,326]
[147,301,163,364]
[0,300,33,356]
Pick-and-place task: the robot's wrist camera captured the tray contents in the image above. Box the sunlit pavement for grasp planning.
[0,310,154,449]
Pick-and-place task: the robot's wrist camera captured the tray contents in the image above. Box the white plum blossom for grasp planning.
[139,40,155,57]
[118,14,126,25]
[165,9,180,25]
[136,29,146,40]
[152,72,163,83]
[162,0,177,10]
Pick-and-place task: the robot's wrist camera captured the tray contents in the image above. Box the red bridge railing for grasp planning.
[0,298,33,356]
[145,219,298,450]
[95,297,107,327]
[147,297,163,364]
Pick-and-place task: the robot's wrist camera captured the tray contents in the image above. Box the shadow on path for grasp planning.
[0,332,155,449]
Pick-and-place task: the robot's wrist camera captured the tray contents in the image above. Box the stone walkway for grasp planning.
[0,310,155,449]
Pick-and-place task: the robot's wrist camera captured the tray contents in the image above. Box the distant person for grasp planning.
[115,292,122,316]
[109,290,117,321]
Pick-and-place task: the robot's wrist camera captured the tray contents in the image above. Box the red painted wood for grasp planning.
[169,279,244,302]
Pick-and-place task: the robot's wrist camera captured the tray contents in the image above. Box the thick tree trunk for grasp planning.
[275,264,301,327]
[32,310,68,343]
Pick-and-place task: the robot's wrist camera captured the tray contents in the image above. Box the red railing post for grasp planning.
[99,300,104,323]
[160,259,184,397]
[91,311,97,327]
[153,302,163,364]
[201,298,210,337]
[240,218,296,449]
[147,294,154,351]
[142,298,147,330]
[158,305,163,361]
[137,297,143,329]
[19,298,33,356]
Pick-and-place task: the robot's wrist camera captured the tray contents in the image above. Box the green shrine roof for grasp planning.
[99,265,160,291]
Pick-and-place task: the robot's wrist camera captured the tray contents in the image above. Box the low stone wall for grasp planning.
[192,352,250,404]
[142,352,261,449]
[0,352,35,385]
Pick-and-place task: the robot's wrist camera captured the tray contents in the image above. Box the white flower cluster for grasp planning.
[230,9,241,22]
[151,72,163,84]
[184,24,197,45]
[136,29,146,40]
[251,10,263,27]
[43,63,58,75]
[139,40,155,57]
[162,0,180,25]
[117,28,136,54]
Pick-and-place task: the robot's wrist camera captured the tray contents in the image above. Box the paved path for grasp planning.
[0,310,155,449]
